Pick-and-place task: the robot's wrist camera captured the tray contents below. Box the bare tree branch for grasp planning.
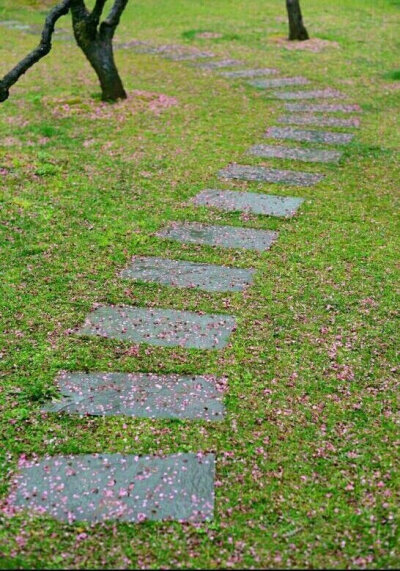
[89,0,108,28]
[0,0,71,102]
[100,0,129,39]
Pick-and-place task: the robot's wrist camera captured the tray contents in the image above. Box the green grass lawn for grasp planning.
[0,0,399,568]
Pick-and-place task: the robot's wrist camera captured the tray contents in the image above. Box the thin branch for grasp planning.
[0,0,71,102]
[90,0,108,24]
[100,0,128,39]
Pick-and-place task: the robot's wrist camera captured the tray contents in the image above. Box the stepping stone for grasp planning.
[265,127,354,145]
[44,372,225,421]
[0,20,31,31]
[193,189,304,218]
[219,68,278,78]
[164,52,214,61]
[285,103,361,113]
[194,59,243,69]
[271,88,345,100]
[9,453,215,523]
[218,164,324,186]
[120,256,254,292]
[248,76,309,89]
[278,114,360,128]
[247,144,342,164]
[157,222,278,252]
[78,305,236,350]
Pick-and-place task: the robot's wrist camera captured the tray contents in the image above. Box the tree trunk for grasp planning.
[78,37,127,101]
[286,0,309,41]
[71,6,127,102]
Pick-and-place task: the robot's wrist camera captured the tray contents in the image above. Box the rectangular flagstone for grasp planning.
[247,143,342,164]
[218,164,324,186]
[219,68,278,78]
[265,126,354,145]
[271,88,345,100]
[163,51,214,61]
[9,452,215,523]
[44,372,225,421]
[194,59,243,69]
[120,256,254,292]
[78,305,236,350]
[193,189,304,218]
[278,114,360,128]
[248,76,309,88]
[285,103,361,113]
[157,222,278,252]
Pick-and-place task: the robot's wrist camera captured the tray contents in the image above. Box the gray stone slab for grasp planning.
[285,103,361,113]
[120,256,254,292]
[218,164,324,186]
[116,40,160,53]
[193,189,304,218]
[271,88,345,100]
[194,59,243,69]
[157,222,278,252]
[220,68,278,78]
[78,305,236,350]
[0,20,31,31]
[248,76,309,89]
[44,372,225,420]
[9,453,215,523]
[265,127,354,145]
[247,144,342,164]
[278,114,360,128]
[163,51,214,61]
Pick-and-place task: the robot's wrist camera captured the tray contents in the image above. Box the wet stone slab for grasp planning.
[271,88,345,100]
[265,127,354,145]
[218,164,324,186]
[247,144,342,164]
[120,256,254,292]
[278,114,360,128]
[194,59,243,69]
[78,305,236,350]
[285,103,361,113]
[248,76,309,89]
[163,51,214,61]
[44,372,225,421]
[219,68,278,78]
[157,222,278,252]
[193,189,304,218]
[9,453,215,523]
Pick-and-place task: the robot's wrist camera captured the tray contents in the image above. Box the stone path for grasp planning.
[219,68,278,78]
[45,372,225,420]
[192,189,304,217]
[249,76,309,88]
[284,102,361,113]
[278,114,360,128]
[78,305,237,349]
[194,59,243,69]
[9,32,362,524]
[121,256,255,292]
[9,453,215,523]
[247,144,342,164]
[157,222,278,252]
[218,164,324,186]
[265,126,354,145]
[272,88,345,100]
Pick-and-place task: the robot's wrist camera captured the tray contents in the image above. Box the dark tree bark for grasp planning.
[286,0,309,41]
[0,0,129,103]
[70,0,128,101]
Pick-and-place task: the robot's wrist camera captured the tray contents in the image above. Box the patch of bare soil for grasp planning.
[42,91,178,120]
[271,37,339,52]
